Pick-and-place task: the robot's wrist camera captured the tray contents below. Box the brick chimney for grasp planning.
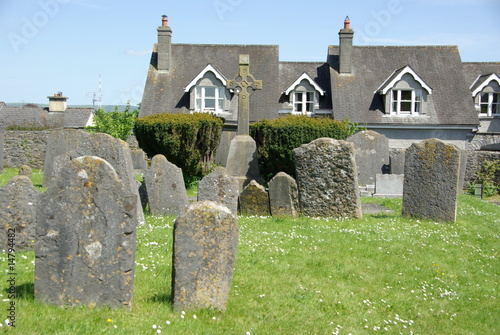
[338,16,354,74]
[48,92,67,112]
[157,15,172,71]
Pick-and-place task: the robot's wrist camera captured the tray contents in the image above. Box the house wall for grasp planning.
[478,118,500,133]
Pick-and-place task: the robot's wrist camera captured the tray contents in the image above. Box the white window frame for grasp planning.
[195,86,226,113]
[390,89,422,115]
[292,91,316,115]
[479,92,500,116]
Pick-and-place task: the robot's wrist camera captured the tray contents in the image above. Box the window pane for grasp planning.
[295,103,303,112]
[218,98,224,110]
[392,90,398,100]
[307,92,314,102]
[205,98,215,109]
[492,104,499,114]
[414,101,421,114]
[306,103,314,112]
[492,93,499,103]
[401,90,412,101]
[401,102,412,112]
[295,93,303,102]
[205,87,216,97]
[480,104,488,114]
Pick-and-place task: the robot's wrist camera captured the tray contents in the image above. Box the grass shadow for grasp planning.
[4,282,35,301]
[146,293,172,304]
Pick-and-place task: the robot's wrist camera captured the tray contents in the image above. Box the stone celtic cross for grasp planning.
[227,54,262,136]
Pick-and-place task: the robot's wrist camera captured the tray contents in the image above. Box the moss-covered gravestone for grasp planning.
[171,201,238,311]
[35,156,137,308]
[402,138,461,222]
[239,180,270,216]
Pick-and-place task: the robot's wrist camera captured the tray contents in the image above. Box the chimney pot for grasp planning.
[344,16,350,29]
[161,15,168,26]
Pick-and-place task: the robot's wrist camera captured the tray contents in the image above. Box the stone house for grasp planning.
[140,16,499,165]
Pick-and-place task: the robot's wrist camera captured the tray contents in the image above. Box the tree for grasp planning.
[85,103,138,141]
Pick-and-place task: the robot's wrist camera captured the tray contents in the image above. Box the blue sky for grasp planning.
[1,0,499,106]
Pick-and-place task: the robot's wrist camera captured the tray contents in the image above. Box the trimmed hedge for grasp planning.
[250,115,363,182]
[134,113,223,182]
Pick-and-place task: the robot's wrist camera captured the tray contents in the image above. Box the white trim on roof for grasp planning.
[283,72,325,96]
[375,65,433,95]
[184,64,228,92]
[470,73,500,97]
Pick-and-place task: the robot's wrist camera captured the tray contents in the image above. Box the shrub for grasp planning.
[250,115,363,182]
[468,159,500,197]
[85,103,138,141]
[134,113,223,183]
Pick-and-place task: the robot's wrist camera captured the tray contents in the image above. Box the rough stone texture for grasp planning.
[239,180,270,216]
[197,166,239,216]
[389,148,406,175]
[0,131,4,171]
[18,164,32,178]
[35,156,137,308]
[144,154,188,216]
[347,130,390,186]
[294,138,362,218]
[225,135,262,190]
[171,201,238,311]
[2,131,49,169]
[402,139,461,222]
[43,129,144,224]
[131,148,148,170]
[374,174,404,198]
[0,175,40,250]
[268,172,299,217]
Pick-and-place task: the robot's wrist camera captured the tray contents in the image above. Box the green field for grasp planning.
[1,169,499,334]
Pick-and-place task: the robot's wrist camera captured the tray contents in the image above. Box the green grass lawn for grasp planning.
[1,170,499,334]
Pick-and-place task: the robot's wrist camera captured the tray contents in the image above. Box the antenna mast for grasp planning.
[87,74,103,111]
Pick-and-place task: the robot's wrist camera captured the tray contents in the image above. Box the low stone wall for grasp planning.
[3,131,50,169]
[465,150,500,185]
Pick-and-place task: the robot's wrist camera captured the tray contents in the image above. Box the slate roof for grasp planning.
[328,45,479,127]
[463,62,500,92]
[0,105,93,130]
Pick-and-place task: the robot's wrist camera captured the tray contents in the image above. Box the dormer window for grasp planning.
[195,86,226,113]
[376,65,432,116]
[283,72,325,116]
[470,73,500,117]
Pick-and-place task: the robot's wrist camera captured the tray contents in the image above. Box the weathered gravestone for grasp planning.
[239,180,270,216]
[268,172,299,217]
[294,138,362,218]
[402,138,461,222]
[144,154,188,216]
[18,164,32,178]
[197,166,239,216]
[347,130,389,186]
[35,156,137,308]
[0,176,39,250]
[374,174,404,198]
[42,129,145,224]
[0,131,4,172]
[131,148,148,170]
[171,201,238,311]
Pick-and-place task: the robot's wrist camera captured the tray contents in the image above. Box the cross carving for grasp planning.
[227,54,262,136]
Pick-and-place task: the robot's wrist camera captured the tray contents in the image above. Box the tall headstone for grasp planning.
[402,138,461,222]
[225,54,263,190]
[294,138,362,218]
[171,201,238,311]
[197,166,239,216]
[42,129,145,224]
[347,130,389,186]
[144,154,188,216]
[268,172,299,217]
[239,180,270,216]
[35,156,137,308]
[0,176,40,250]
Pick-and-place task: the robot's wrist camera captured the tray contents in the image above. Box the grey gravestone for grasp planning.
[131,148,148,170]
[197,166,239,216]
[347,130,389,186]
[294,138,362,218]
[374,174,404,198]
[0,175,39,250]
[18,164,32,179]
[402,138,461,222]
[43,129,144,225]
[144,154,188,216]
[35,156,137,308]
[0,131,3,172]
[268,172,299,217]
[239,180,270,216]
[389,148,405,175]
[171,201,238,311]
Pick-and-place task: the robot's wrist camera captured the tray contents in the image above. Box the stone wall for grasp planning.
[464,150,500,185]
[3,131,50,169]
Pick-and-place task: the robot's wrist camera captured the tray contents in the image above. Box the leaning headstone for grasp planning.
[239,180,270,216]
[347,130,389,186]
[268,172,299,217]
[197,166,239,216]
[0,176,40,250]
[374,174,404,198]
[35,156,137,308]
[18,164,32,179]
[42,129,145,225]
[294,138,362,218]
[144,154,188,216]
[402,138,461,222]
[171,201,238,311]
[131,148,148,170]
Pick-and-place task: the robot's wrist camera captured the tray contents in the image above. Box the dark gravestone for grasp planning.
[347,130,389,186]
[144,154,188,216]
[197,166,239,216]
[402,139,461,222]
[0,176,40,250]
[35,156,137,308]
[171,201,238,311]
[268,172,299,217]
[294,138,362,218]
[239,180,270,216]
